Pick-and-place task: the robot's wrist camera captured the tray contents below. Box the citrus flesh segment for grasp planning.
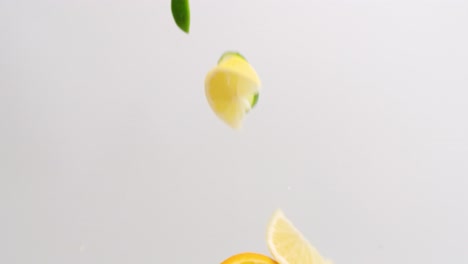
[217,55,261,90]
[205,69,258,129]
[205,52,261,129]
[216,52,260,105]
[266,209,333,264]
[221,252,279,264]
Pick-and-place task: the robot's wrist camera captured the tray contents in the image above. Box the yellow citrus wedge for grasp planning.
[205,51,261,130]
[266,209,333,264]
[221,252,278,264]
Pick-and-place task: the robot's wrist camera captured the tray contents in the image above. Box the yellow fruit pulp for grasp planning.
[205,53,261,129]
[267,209,333,264]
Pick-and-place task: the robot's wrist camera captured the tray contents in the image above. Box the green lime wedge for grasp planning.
[171,0,190,33]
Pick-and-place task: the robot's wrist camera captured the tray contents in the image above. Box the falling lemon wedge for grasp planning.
[267,209,333,264]
[205,51,261,130]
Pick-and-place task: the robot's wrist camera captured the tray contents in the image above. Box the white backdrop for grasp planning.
[1,1,467,263]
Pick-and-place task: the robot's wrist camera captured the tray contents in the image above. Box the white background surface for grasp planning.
[1,1,468,263]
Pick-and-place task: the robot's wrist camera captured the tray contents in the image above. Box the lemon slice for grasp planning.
[221,252,278,264]
[205,51,261,130]
[266,209,333,264]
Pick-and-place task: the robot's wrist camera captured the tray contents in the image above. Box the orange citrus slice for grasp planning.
[221,252,278,264]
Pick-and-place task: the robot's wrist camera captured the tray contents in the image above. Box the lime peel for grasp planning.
[250,93,259,109]
[171,0,190,33]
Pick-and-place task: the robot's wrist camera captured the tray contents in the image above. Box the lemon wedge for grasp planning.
[221,252,278,264]
[205,51,261,130]
[266,209,333,264]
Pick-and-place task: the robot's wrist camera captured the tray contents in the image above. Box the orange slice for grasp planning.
[221,252,278,264]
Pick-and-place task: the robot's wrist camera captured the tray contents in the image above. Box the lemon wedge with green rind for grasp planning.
[205,51,261,129]
[217,52,260,110]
